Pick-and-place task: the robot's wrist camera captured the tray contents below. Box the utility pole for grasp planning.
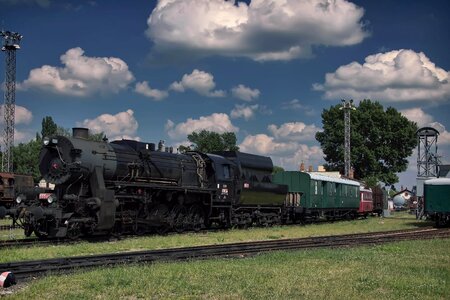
[1,30,22,172]
[340,99,356,177]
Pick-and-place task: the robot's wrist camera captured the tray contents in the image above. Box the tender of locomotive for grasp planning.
[423,178,450,227]
[272,171,361,221]
[5,128,287,238]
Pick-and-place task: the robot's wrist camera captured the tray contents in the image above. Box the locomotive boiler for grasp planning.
[11,128,287,238]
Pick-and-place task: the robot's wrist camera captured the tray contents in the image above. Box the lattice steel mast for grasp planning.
[1,30,22,172]
[340,99,356,177]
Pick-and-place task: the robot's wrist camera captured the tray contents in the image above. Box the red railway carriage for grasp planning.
[359,187,373,216]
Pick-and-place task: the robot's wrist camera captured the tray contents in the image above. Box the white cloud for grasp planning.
[240,134,298,156]
[268,122,320,142]
[231,84,260,101]
[21,47,134,96]
[166,113,238,140]
[0,105,33,125]
[170,69,225,97]
[230,104,259,120]
[77,109,140,141]
[239,133,323,169]
[400,108,434,127]
[278,145,324,171]
[400,107,450,145]
[134,81,168,101]
[14,130,34,144]
[147,0,368,61]
[314,49,450,102]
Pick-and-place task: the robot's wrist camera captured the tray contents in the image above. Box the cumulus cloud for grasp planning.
[239,133,323,169]
[400,108,434,127]
[166,113,238,140]
[230,104,259,120]
[21,47,134,96]
[268,122,320,142]
[170,69,225,97]
[239,120,324,170]
[134,81,168,101]
[0,105,33,125]
[239,134,298,156]
[314,49,450,102]
[77,109,140,141]
[400,107,450,145]
[147,0,368,61]
[278,145,324,170]
[231,84,260,101]
[14,130,34,144]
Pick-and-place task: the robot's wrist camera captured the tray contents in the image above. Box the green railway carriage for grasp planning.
[273,171,360,221]
[424,178,450,227]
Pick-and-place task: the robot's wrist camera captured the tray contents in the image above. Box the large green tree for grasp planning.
[183,130,239,153]
[12,139,41,181]
[315,99,417,185]
[41,116,58,138]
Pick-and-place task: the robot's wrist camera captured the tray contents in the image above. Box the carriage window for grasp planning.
[223,165,231,179]
[314,181,318,195]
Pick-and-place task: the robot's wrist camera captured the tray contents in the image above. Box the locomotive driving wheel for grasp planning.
[67,222,81,240]
[188,205,204,232]
[171,204,187,233]
[150,204,170,235]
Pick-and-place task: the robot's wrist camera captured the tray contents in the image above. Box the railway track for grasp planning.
[0,226,434,250]
[1,227,449,282]
[0,225,18,231]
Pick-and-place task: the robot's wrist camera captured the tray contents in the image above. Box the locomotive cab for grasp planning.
[206,154,239,204]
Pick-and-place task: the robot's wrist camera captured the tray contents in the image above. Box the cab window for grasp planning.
[223,164,231,179]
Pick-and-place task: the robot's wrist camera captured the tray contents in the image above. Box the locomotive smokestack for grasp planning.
[72,127,89,139]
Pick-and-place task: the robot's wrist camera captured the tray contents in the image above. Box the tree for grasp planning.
[41,116,58,138]
[12,139,41,181]
[272,166,285,174]
[315,99,417,185]
[186,130,239,153]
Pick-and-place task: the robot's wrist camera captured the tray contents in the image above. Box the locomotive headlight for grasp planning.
[47,194,55,204]
[16,195,23,204]
[43,137,50,146]
[51,138,58,144]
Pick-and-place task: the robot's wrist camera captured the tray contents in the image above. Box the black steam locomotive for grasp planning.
[2,128,287,238]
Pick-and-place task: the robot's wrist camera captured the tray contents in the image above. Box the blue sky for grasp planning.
[1,0,449,189]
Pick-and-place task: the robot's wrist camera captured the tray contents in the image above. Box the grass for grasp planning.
[0,211,432,263]
[4,238,450,299]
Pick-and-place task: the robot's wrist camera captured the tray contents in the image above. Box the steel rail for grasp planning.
[0,227,436,250]
[1,228,449,282]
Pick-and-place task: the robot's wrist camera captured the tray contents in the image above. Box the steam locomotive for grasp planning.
[1,128,288,238]
[0,127,378,239]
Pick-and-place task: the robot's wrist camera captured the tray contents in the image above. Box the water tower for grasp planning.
[416,127,439,218]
